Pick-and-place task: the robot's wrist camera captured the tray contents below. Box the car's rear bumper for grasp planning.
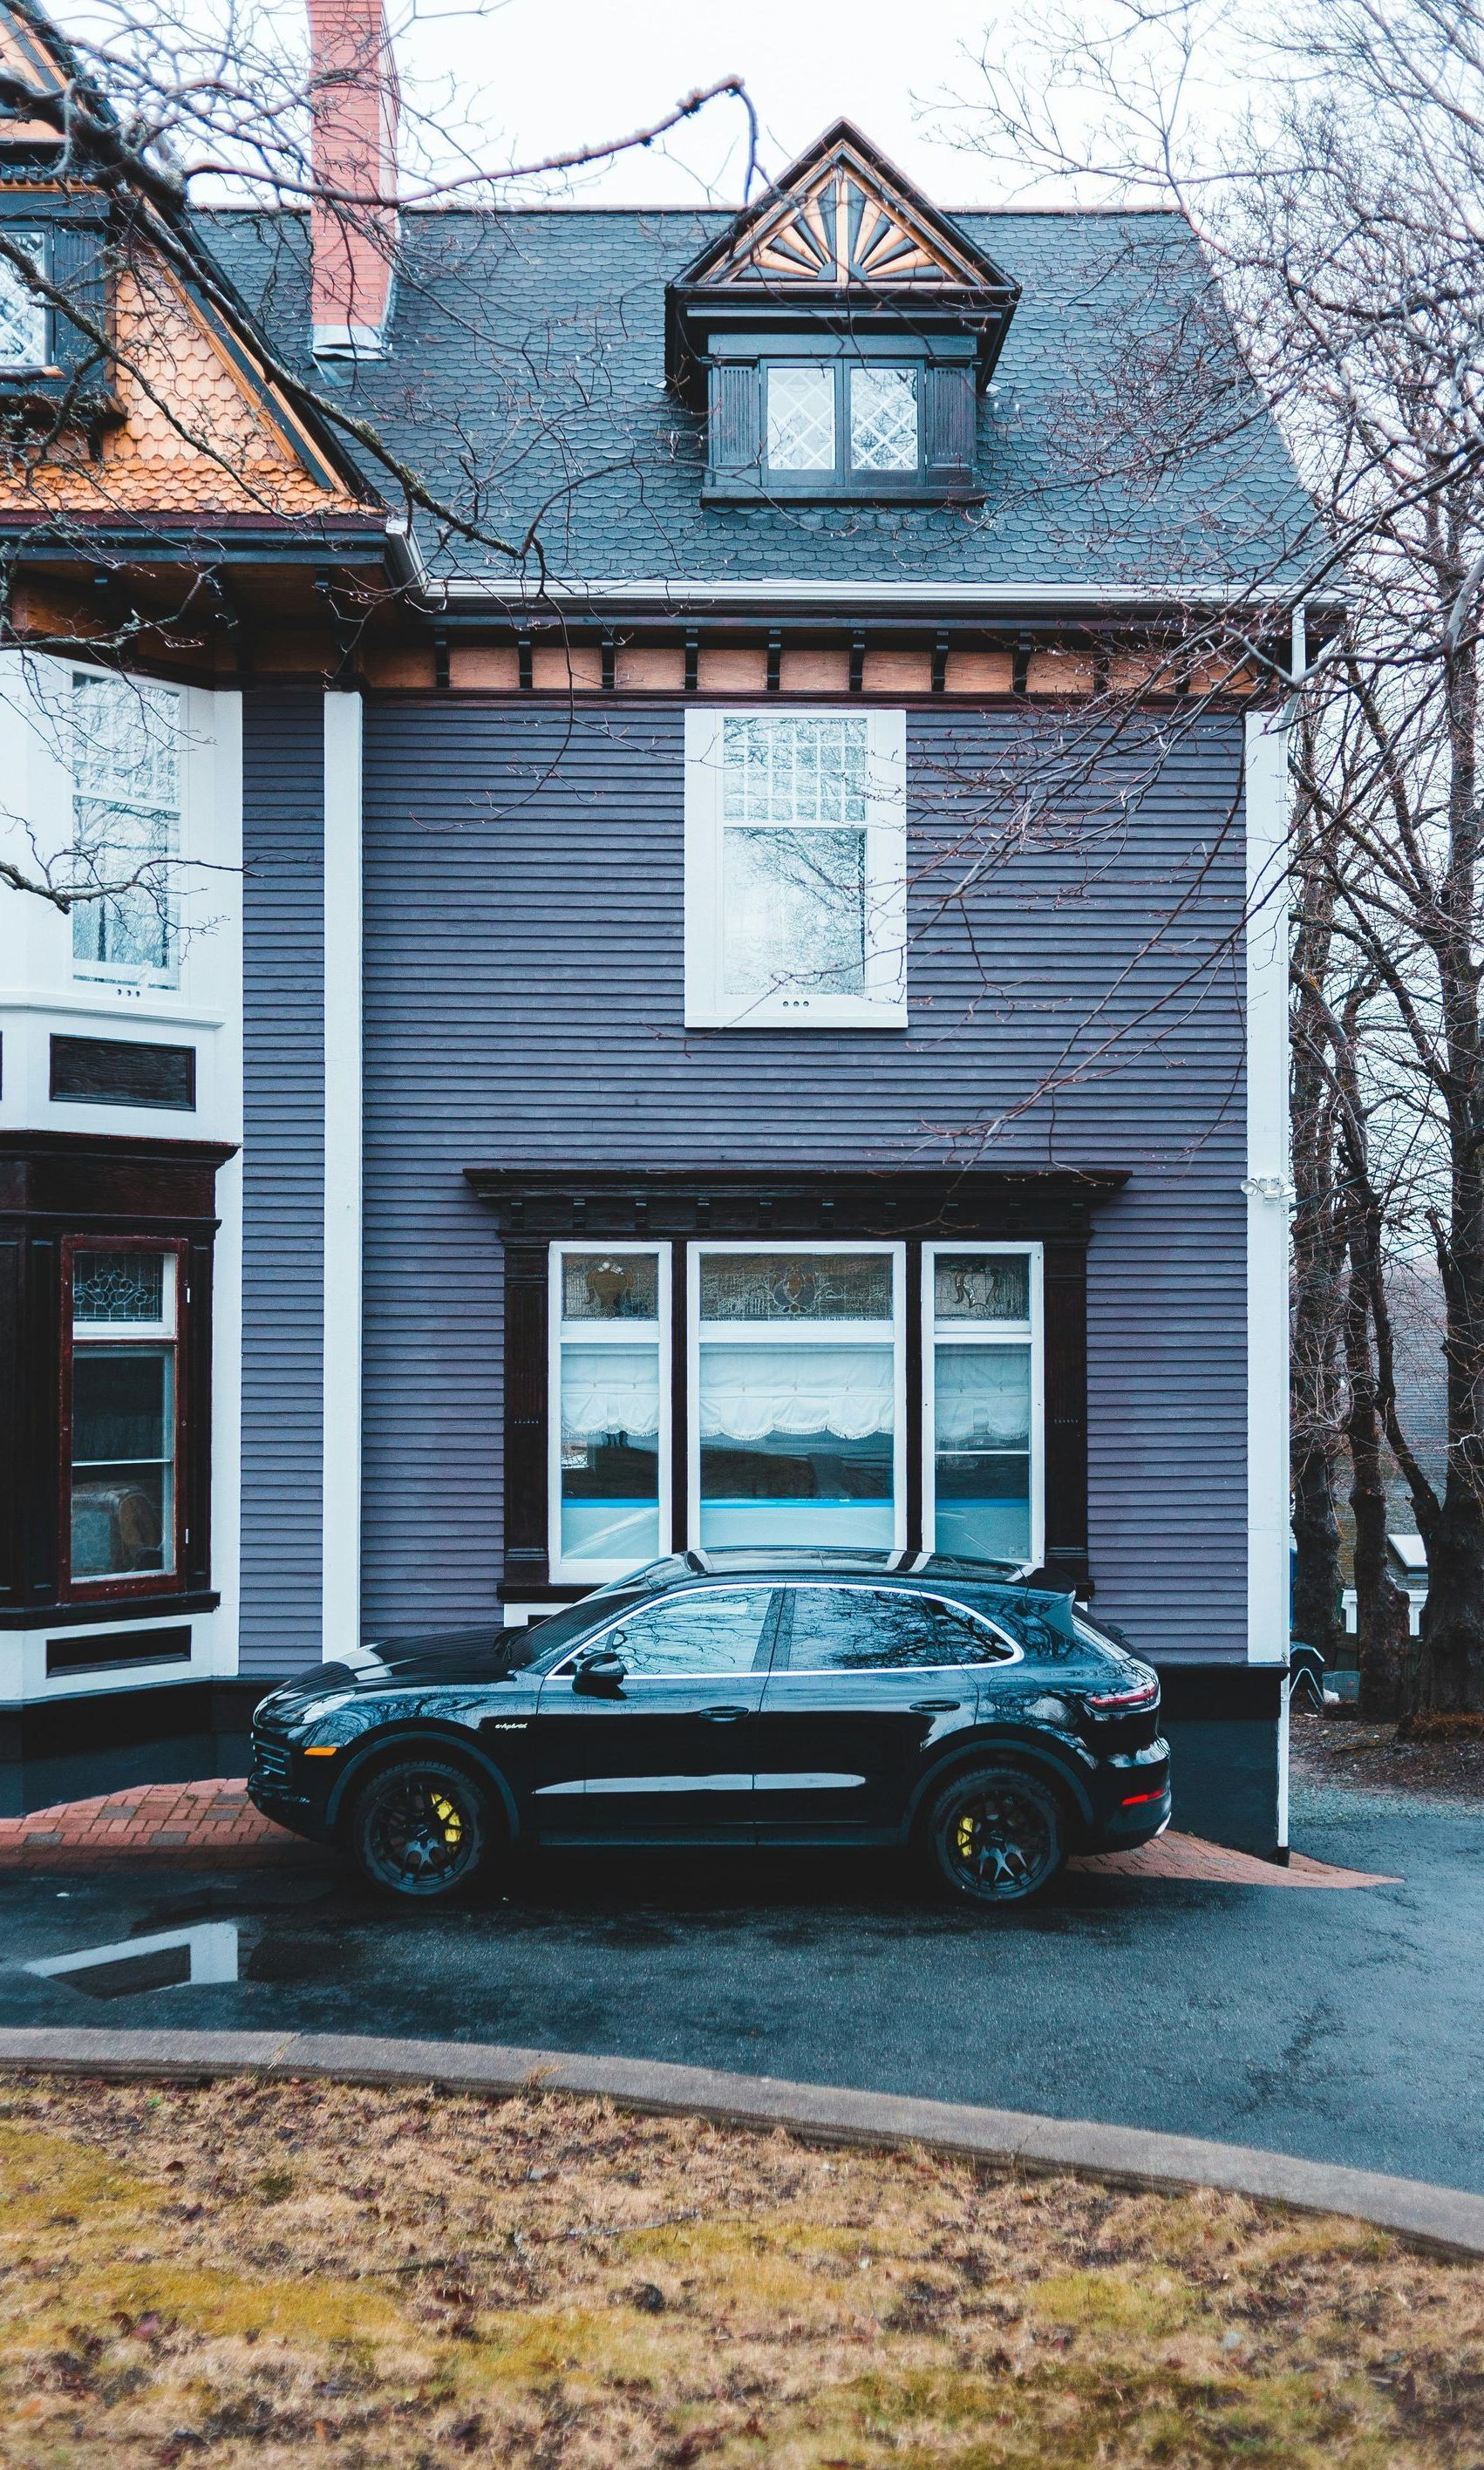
[1080,1738,1171,1851]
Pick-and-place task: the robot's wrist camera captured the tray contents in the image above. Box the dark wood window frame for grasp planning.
[0,1133,234,1630]
[58,1232,191,1608]
[464,1169,1127,1609]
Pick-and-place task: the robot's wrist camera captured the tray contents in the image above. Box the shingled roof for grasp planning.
[201,201,1316,597]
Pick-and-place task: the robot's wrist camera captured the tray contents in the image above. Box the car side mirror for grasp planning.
[572,1646,628,1695]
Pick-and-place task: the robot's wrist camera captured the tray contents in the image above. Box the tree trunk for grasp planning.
[1344,1242,1410,1718]
[1290,1432,1344,1658]
[1408,1502,1484,1714]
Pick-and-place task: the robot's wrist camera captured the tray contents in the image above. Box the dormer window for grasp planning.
[0,230,47,371]
[668,121,1020,510]
[0,204,112,415]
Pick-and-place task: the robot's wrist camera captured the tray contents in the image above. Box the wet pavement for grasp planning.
[1,1774,1481,2194]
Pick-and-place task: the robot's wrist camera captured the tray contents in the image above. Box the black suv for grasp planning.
[248,1549,1170,1906]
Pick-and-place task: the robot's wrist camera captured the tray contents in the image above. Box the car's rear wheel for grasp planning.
[350,1757,492,1901]
[924,1765,1065,1907]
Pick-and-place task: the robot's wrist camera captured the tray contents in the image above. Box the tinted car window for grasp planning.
[783,1587,1007,1672]
[596,1589,778,1677]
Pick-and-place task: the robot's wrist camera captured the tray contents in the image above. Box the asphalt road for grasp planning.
[2,1773,1481,2194]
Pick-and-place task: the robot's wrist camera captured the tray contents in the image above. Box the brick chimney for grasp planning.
[306,0,399,357]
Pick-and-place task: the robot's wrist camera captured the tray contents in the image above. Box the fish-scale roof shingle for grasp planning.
[200,203,1313,591]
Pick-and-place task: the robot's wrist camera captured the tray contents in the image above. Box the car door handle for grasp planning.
[699,1705,749,1721]
[909,1698,963,1713]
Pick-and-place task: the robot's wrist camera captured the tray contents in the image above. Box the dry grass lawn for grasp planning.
[0,2071,1481,2467]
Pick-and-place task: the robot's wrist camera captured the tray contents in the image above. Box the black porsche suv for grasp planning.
[248,1549,1170,1906]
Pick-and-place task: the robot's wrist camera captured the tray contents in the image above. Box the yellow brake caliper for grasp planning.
[956,1813,977,1861]
[431,1792,463,1848]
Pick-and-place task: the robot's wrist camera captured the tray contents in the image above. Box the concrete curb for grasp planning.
[2,2027,1483,2261]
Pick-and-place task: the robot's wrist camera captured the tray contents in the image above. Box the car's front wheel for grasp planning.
[924,1765,1065,1907]
[350,1757,492,1900]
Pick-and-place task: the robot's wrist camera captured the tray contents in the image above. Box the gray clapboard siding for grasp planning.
[240,690,324,1672]
[360,699,1249,1664]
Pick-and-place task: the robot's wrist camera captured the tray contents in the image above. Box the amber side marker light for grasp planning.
[1120,1787,1166,1807]
[303,1745,339,1757]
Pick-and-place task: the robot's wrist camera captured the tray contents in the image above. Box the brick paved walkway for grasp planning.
[0,1783,1399,1886]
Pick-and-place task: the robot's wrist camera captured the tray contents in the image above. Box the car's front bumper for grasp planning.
[248,1736,337,1846]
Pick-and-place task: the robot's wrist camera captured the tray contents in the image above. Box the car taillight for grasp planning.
[1086,1679,1159,1711]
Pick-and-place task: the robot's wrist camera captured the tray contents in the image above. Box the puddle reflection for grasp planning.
[25,1921,240,2001]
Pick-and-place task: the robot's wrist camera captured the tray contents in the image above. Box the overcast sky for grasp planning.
[400,0,1016,209]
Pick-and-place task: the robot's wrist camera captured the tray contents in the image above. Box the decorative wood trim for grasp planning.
[903,1238,923,1555]
[1037,1236,1090,1593]
[669,1235,689,1554]
[466,1169,1125,1243]
[502,1240,550,1591]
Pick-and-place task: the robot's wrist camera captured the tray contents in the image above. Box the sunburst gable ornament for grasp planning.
[719,156,971,289]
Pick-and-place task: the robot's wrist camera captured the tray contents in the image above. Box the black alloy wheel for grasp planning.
[351,1758,490,1900]
[925,1765,1065,1906]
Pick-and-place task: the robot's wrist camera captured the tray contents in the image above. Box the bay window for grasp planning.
[542,1230,1043,1585]
[684,710,907,1029]
[63,1239,185,1595]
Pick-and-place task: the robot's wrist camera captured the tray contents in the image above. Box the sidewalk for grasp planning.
[0,1781,1399,1884]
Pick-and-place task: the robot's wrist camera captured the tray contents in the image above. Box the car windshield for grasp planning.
[516,1594,643,1662]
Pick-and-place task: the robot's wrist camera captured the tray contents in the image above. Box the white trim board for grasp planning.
[321,691,364,1664]
[1243,709,1291,1666]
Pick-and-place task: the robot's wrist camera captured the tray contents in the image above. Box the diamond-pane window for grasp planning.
[0,232,46,370]
[766,364,836,472]
[849,366,919,473]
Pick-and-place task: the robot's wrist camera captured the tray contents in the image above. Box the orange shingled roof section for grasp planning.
[0,255,365,522]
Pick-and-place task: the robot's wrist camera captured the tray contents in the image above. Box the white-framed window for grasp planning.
[65,1243,181,1588]
[0,229,48,371]
[69,670,183,988]
[684,708,908,1029]
[688,1242,907,1554]
[922,1243,1044,1568]
[548,1243,671,1583]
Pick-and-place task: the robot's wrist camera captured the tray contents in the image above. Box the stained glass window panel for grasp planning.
[698,1252,894,1323]
[561,1252,660,1322]
[766,363,836,472]
[73,1252,167,1327]
[849,365,919,472]
[0,233,46,369]
[933,1254,1031,1323]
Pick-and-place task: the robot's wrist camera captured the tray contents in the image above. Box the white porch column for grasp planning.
[1243,707,1292,1677]
[322,690,364,1660]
